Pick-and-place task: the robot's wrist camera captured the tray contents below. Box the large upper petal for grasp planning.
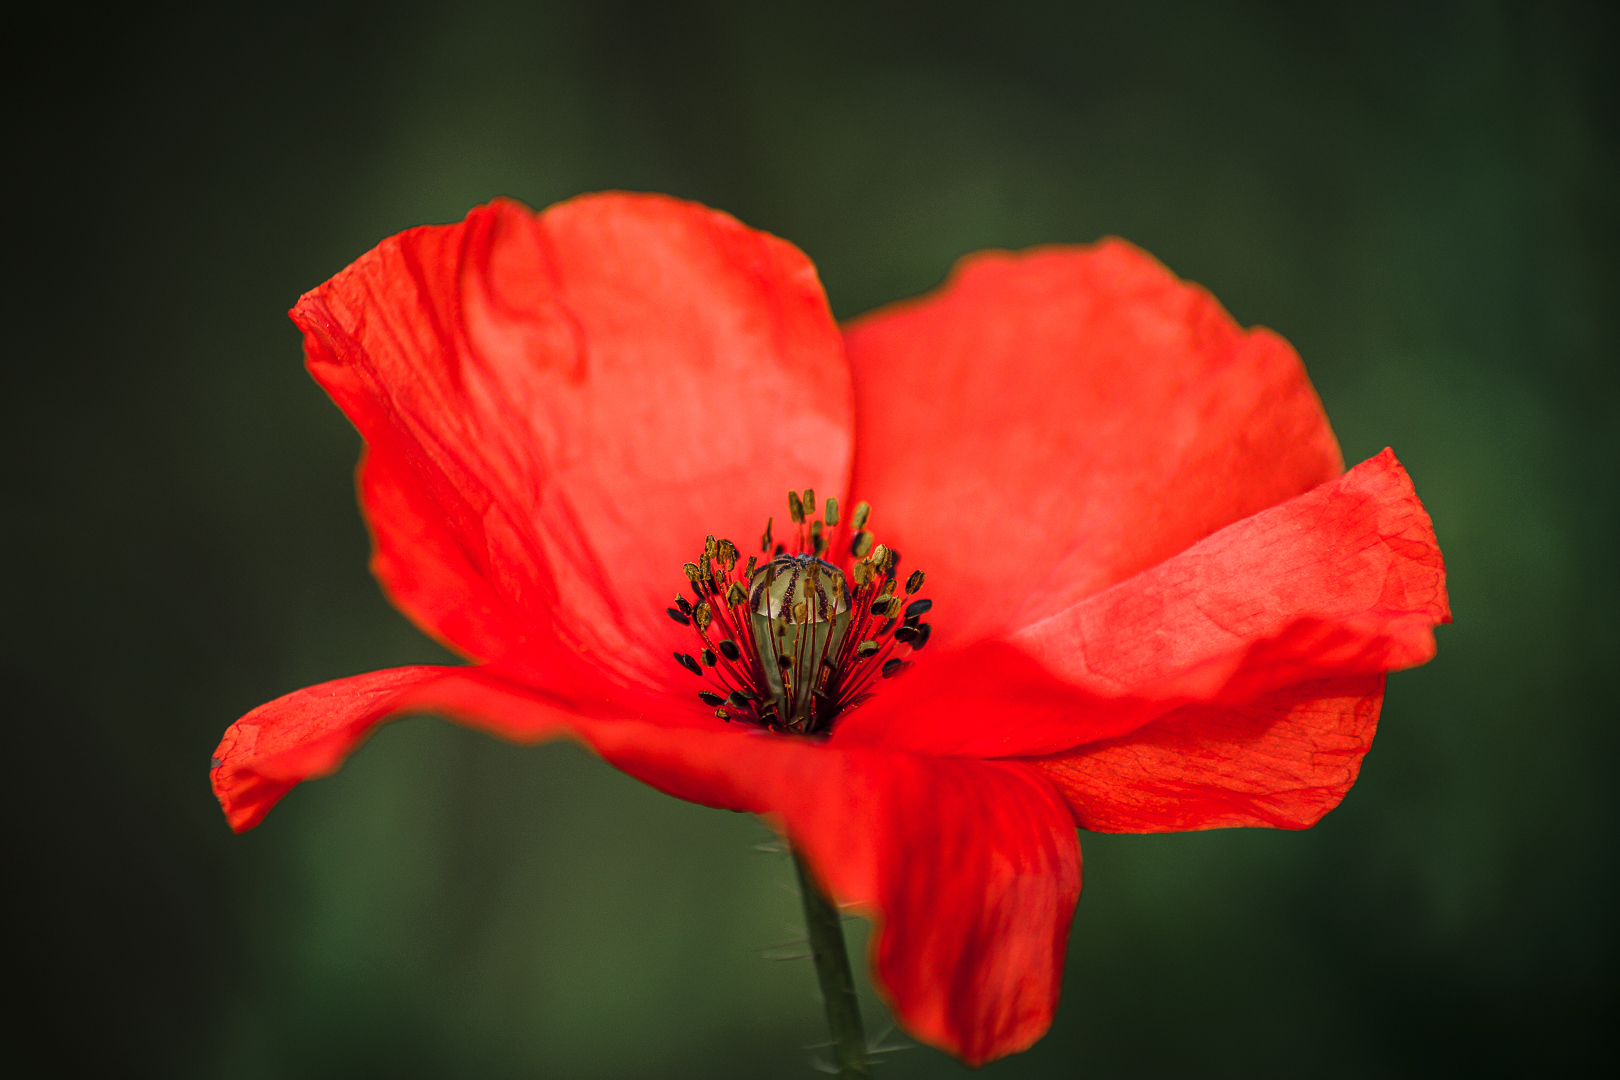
[292,194,852,696]
[211,668,1080,1067]
[842,239,1342,646]
[1023,675,1386,832]
[833,449,1448,758]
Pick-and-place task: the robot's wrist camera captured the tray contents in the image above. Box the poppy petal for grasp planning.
[293,194,852,692]
[832,449,1447,757]
[1023,674,1386,831]
[843,239,1341,646]
[212,667,1080,1066]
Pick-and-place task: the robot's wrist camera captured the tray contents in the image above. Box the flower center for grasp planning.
[664,490,933,736]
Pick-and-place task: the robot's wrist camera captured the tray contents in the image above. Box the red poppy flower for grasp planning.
[211,193,1449,1066]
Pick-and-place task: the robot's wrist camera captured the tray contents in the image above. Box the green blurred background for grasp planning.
[11,1,1616,1075]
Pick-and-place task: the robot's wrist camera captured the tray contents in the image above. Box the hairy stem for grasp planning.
[793,848,871,1078]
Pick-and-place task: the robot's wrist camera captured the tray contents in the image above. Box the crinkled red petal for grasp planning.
[1023,674,1386,831]
[210,667,1079,1066]
[292,193,852,693]
[843,239,1342,646]
[833,449,1448,757]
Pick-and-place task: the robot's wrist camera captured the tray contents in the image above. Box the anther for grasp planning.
[905,571,925,595]
[851,531,873,558]
[675,594,694,616]
[761,518,773,553]
[717,639,741,662]
[803,488,815,515]
[881,658,910,679]
[715,707,730,720]
[725,581,748,606]
[665,606,691,625]
[788,490,804,523]
[852,502,870,529]
[905,598,933,619]
[702,648,717,667]
[825,498,839,526]
[913,623,932,649]
[855,640,879,658]
[893,626,918,643]
[727,691,753,708]
[694,602,712,630]
[698,691,725,707]
[675,652,703,676]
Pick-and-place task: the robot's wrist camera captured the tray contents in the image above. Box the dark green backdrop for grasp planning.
[12,1,1615,1076]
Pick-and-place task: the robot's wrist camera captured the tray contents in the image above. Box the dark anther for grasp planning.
[761,517,773,553]
[698,691,726,707]
[774,543,786,556]
[744,555,757,578]
[893,626,918,643]
[825,497,839,526]
[903,614,920,629]
[905,571,925,595]
[881,658,907,679]
[855,639,879,658]
[701,648,717,667]
[717,639,741,662]
[880,618,897,635]
[665,607,691,625]
[905,598,933,619]
[850,530,873,558]
[870,598,893,616]
[676,594,693,616]
[675,652,703,676]
[913,622,932,650]
[716,707,731,720]
[727,691,753,708]
[788,490,804,523]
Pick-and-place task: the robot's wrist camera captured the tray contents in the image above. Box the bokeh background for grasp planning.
[12,1,1616,1076]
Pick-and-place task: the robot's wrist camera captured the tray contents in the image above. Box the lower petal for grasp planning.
[211,668,1081,1066]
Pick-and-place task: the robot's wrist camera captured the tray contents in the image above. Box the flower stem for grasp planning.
[793,848,871,1079]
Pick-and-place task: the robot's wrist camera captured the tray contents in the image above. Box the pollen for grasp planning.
[663,492,934,736]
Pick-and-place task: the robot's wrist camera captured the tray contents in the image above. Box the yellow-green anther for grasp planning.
[683,562,703,587]
[788,491,804,523]
[704,535,717,560]
[852,502,870,529]
[761,517,773,552]
[855,639,879,658]
[694,602,712,630]
[744,555,757,578]
[718,538,739,568]
[825,498,839,526]
[853,559,875,587]
[905,570,925,595]
[851,531,873,558]
[726,581,748,606]
[803,489,815,516]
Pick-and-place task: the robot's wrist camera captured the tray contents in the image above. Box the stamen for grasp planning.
[662,491,935,736]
